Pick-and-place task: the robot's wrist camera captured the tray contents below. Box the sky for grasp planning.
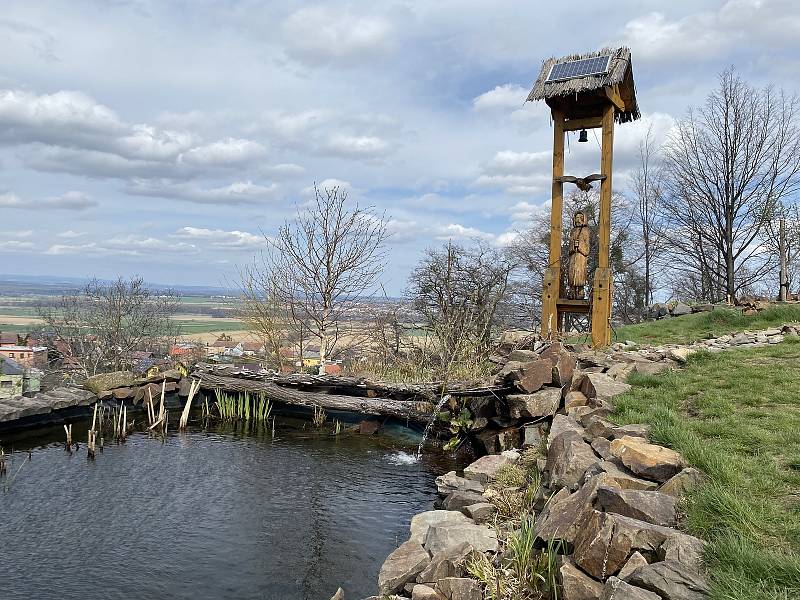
[0,0,799,294]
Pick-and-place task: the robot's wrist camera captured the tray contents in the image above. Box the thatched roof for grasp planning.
[527,47,640,123]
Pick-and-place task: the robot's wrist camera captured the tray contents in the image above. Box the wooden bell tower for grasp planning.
[526,48,640,348]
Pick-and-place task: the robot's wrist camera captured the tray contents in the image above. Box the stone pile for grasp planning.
[84,369,189,403]
[0,386,97,426]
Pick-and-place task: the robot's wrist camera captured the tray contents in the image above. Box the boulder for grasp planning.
[442,491,486,513]
[514,358,554,393]
[565,390,589,411]
[435,471,484,496]
[472,429,500,455]
[632,361,671,376]
[590,438,614,460]
[410,511,473,545]
[416,541,476,584]
[412,584,444,600]
[424,521,498,555]
[584,415,616,439]
[463,454,513,485]
[434,577,482,600]
[573,510,636,579]
[610,436,686,482]
[627,560,710,600]
[730,333,751,345]
[507,387,562,419]
[601,577,661,600]
[671,303,692,316]
[84,371,136,394]
[666,348,696,364]
[659,534,706,572]
[133,382,162,405]
[575,399,615,426]
[533,474,617,547]
[596,486,678,527]
[523,422,548,448]
[546,430,599,490]
[610,515,706,566]
[463,502,496,524]
[496,426,521,451]
[548,414,586,449]
[618,552,649,581]
[581,372,632,400]
[378,540,431,595]
[112,387,134,400]
[540,343,576,387]
[611,424,650,439]
[606,362,635,381]
[559,557,604,600]
[508,349,539,363]
[585,460,659,492]
[658,468,703,498]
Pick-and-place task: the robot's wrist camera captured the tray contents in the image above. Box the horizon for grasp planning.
[1,1,799,294]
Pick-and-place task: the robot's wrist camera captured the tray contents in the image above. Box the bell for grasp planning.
[578,129,588,143]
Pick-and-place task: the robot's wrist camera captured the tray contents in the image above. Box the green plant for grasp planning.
[312,404,326,428]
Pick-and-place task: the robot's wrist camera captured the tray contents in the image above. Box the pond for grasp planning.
[0,415,469,600]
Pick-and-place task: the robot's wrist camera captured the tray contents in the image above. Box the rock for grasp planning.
[435,472,484,496]
[177,377,193,396]
[410,511,473,545]
[472,429,500,455]
[466,396,495,419]
[666,348,695,364]
[627,560,710,600]
[658,468,703,498]
[596,486,678,527]
[501,449,521,462]
[416,541,476,584]
[548,414,586,449]
[359,419,381,434]
[632,361,671,376]
[591,437,614,460]
[607,362,635,381]
[584,415,616,439]
[434,577,482,600]
[546,430,599,490]
[330,587,345,600]
[618,552,649,581]
[523,422,548,448]
[559,557,604,599]
[601,577,661,600]
[463,454,513,485]
[533,474,617,547]
[463,502,496,524]
[508,349,539,363]
[514,358,554,393]
[112,387,133,400]
[610,423,650,440]
[575,399,615,426]
[507,387,562,419]
[133,382,162,405]
[442,491,486,513]
[610,436,686,482]
[412,584,444,600]
[84,371,136,394]
[378,540,431,595]
[586,460,659,491]
[469,417,489,432]
[496,427,521,451]
[581,373,632,400]
[424,521,498,555]
[573,510,636,579]
[659,534,706,571]
[541,343,576,387]
[578,350,615,369]
[565,390,589,411]
[671,303,692,316]
[730,333,751,345]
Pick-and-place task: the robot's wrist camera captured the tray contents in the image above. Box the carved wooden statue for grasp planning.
[568,211,590,299]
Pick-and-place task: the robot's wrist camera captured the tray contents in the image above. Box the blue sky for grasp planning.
[0,0,798,294]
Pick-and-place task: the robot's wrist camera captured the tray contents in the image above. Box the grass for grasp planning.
[611,337,800,600]
[609,305,800,346]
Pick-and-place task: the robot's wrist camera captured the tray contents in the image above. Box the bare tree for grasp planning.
[407,240,513,369]
[663,69,800,301]
[266,185,389,375]
[630,126,666,305]
[238,263,289,369]
[37,277,180,377]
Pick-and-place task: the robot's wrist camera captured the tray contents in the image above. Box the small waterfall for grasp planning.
[417,394,451,458]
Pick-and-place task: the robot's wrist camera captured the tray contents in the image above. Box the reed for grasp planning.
[179,378,201,430]
[213,389,273,427]
[312,404,326,428]
[87,403,98,459]
[0,447,6,477]
[63,424,73,449]
[333,419,343,435]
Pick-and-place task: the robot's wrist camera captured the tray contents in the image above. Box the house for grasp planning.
[0,345,48,369]
[0,332,28,346]
[170,343,200,359]
[208,334,239,356]
[0,356,24,399]
[241,341,265,356]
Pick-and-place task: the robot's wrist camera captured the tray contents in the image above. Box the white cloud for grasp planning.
[173,227,264,250]
[324,134,391,159]
[125,179,278,205]
[0,190,97,210]
[0,192,24,207]
[473,84,528,111]
[0,240,35,252]
[262,163,306,178]
[57,230,87,238]
[179,137,267,166]
[45,235,199,257]
[281,6,394,66]
[483,150,550,175]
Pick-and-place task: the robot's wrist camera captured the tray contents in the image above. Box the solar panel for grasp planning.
[546,55,611,83]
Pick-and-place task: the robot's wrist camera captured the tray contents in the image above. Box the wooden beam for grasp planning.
[604,85,625,112]
[563,116,603,132]
[591,104,615,348]
[541,110,565,339]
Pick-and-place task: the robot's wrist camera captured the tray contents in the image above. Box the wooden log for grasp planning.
[195,373,436,424]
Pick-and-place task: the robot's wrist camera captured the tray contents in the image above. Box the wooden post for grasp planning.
[591,103,615,348]
[541,109,565,338]
[779,217,788,302]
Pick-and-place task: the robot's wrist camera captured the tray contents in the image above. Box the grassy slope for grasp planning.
[612,305,800,346]
[612,339,800,600]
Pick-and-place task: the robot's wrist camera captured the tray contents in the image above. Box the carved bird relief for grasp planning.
[556,174,606,192]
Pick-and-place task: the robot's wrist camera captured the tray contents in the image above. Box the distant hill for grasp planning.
[0,274,233,297]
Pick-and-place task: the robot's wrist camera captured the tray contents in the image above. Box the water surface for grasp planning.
[0,416,467,600]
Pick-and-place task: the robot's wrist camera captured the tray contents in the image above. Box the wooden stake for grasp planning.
[541,109,565,338]
[591,103,615,348]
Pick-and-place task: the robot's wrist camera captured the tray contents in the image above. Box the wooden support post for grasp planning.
[779,217,788,302]
[541,110,565,338]
[591,104,615,348]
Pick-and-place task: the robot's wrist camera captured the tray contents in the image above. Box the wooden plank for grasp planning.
[591,103,615,348]
[541,110,565,338]
[604,85,625,112]
[557,298,590,314]
[563,116,603,132]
